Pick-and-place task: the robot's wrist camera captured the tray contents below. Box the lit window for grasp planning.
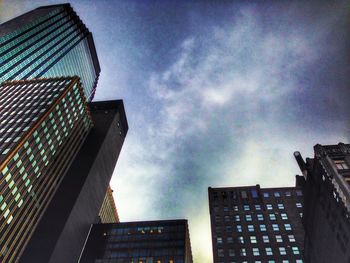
[223,206,229,212]
[272,224,279,231]
[244,205,250,211]
[236,225,242,232]
[260,224,267,231]
[269,214,276,221]
[277,203,284,209]
[233,205,239,211]
[246,215,252,221]
[263,192,269,197]
[296,260,303,263]
[234,215,240,222]
[274,192,281,197]
[281,213,288,220]
[217,237,223,244]
[266,204,273,210]
[252,248,260,256]
[262,235,269,243]
[296,202,302,208]
[250,236,257,243]
[265,247,273,256]
[334,159,349,170]
[257,214,264,221]
[251,189,258,198]
[296,190,303,196]
[285,191,292,197]
[248,225,254,232]
[238,236,244,244]
[284,224,292,231]
[240,248,246,256]
[279,247,286,255]
[255,204,261,210]
[275,235,283,242]
[292,247,300,255]
[288,235,296,242]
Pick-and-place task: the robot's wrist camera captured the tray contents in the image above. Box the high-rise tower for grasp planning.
[0,76,91,262]
[208,182,305,263]
[0,3,100,101]
[295,143,350,263]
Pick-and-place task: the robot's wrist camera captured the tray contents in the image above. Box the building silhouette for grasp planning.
[80,220,193,263]
[0,3,100,101]
[295,143,350,263]
[208,182,304,263]
[0,4,128,263]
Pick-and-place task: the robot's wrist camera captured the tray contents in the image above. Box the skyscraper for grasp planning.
[80,220,193,263]
[0,3,100,101]
[208,182,304,263]
[295,143,350,263]
[0,76,91,262]
[99,186,119,223]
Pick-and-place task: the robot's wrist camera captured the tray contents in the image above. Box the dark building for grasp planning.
[98,186,119,224]
[20,100,128,263]
[80,220,193,263]
[0,3,100,101]
[208,182,304,263]
[295,143,350,263]
[0,77,91,262]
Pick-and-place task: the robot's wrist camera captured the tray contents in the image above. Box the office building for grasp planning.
[0,76,92,262]
[208,182,304,263]
[295,143,350,263]
[80,219,193,263]
[0,3,100,101]
[99,186,119,223]
[20,100,128,263]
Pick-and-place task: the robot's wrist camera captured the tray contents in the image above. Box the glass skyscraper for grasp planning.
[0,3,100,101]
[0,77,92,262]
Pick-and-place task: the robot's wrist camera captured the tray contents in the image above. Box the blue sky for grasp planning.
[1,1,350,261]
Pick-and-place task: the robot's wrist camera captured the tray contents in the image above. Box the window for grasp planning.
[250,236,257,243]
[265,247,273,256]
[279,247,286,255]
[223,206,229,212]
[275,235,283,242]
[266,204,273,210]
[263,192,269,197]
[226,226,232,232]
[234,215,240,222]
[218,249,224,257]
[296,190,303,196]
[272,224,279,231]
[229,249,235,257]
[282,261,290,263]
[241,191,248,199]
[334,159,349,170]
[240,248,246,256]
[296,260,303,263]
[233,205,239,211]
[248,225,254,232]
[284,224,292,231]
[252,248,260,256]
[227,237,233,243]
[255,204,261,210]
[238,236,244,244]
[257,214,264,221]
[292,247,300,255]
[217,237,223,244]
[277,203,284,209]
[260,224,267,231]
[224,215,230,222]
[281,213,288,220]
[296,202,302,208]
[246,215,252,221]
[236,225,242,232]
[244,205,250,211]
[262,235,269,243]
[274,192,281,197]
[288,235,296,242]
[251,189,258,198]
[269,214,276,221]
[285,191,291,197]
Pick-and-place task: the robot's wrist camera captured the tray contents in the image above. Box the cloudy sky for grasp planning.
[1,0,350,261]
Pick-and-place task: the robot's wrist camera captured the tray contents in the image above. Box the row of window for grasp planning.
[217,234,296,244]
[216,223,293,234]
[212,189,303,201]
[214,203,302,213]
[217,246,301,257]
[217,259,303,263]
[216,212,290,223]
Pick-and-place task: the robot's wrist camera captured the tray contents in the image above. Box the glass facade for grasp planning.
[209,185,305,263]
[80,220,193,263]
[0,77,92,262]
[0,4,100,101]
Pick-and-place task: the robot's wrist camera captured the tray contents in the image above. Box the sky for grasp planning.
[1,1,350,262]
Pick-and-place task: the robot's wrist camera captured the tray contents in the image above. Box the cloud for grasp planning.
[111,2,350,262]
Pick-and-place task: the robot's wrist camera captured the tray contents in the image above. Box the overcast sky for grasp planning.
[1,1,350,261]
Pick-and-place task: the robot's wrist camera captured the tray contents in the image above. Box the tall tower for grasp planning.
[0,3,100,101]
[295,143,350,263]
[0,77,91,262]
[208,183,304,263]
